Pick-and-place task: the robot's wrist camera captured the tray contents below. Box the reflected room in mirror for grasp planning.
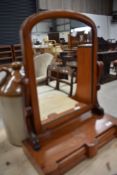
[31,18,93,125]
[20,10,117,175]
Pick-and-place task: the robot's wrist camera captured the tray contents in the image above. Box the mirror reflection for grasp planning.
[31,18,92,123]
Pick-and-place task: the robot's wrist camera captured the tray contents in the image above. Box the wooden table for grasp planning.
[97,50,117,82]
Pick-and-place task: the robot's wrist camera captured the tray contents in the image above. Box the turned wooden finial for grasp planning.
[0,62,24,96]
[11,61,22,70]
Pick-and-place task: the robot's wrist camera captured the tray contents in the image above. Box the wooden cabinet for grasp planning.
[0,45,13,64]
[12,44,23,61]
[68,31,92,48]
[48,32,59,43]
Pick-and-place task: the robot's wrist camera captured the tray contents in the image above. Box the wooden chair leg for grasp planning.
[69,70,76,96]
[56,78,59,90]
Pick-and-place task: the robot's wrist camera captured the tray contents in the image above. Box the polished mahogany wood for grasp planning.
[76,45,93,104]
[20,10,97,133]
[20,10,117,175]
[23,113,117,175]
[0,62,23,97]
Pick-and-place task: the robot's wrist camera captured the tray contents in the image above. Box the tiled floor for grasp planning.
[0,80,117,175]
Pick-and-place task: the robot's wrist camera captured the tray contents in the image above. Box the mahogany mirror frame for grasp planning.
[20,10,97,135]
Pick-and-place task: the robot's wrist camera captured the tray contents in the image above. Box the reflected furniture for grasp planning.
[34,53,54,84]
[33,45,54,55]
[20,10,117,175]
[97,50,117,82]
[60,49,76,66]
[47,64,76,96]
[33,43,63,61]
[68,31,92,48]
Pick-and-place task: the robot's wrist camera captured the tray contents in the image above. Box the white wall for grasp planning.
[83,13,109,40]
[31,11,117,42]
[84,13,117,41]
[32,21,51,43]
[32,21,51,33]
[108,16,117,41]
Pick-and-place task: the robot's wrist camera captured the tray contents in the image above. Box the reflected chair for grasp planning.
[34,53,54,84]
[47,64,76,96]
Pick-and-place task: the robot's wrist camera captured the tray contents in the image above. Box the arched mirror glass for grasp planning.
[21,11,97,132]
[31,18,92,123]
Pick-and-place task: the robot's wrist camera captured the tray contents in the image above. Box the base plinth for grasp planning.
[23,113,117,175]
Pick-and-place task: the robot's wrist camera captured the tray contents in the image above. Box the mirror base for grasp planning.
[23,113,117,175]
[92,106,104,116]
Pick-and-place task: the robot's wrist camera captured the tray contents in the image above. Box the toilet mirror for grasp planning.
[20,10,97,134]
